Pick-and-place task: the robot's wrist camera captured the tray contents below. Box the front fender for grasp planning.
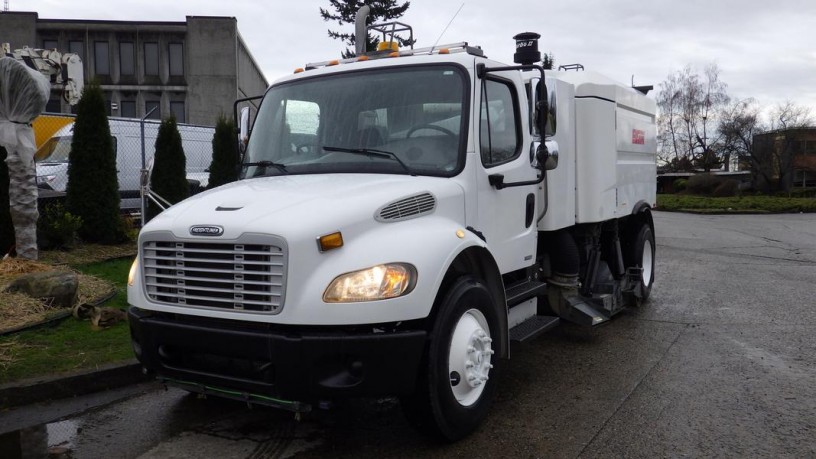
[279,215,488,325]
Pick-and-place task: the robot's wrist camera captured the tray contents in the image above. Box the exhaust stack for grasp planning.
[355,5,371,56]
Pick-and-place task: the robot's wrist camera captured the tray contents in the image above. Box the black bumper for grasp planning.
[128,307,427,401]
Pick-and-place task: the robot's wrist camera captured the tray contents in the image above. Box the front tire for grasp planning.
[401,276,502,441]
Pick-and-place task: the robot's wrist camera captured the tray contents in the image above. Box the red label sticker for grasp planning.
[632,129,645,145]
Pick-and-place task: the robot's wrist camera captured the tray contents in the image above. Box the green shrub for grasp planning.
[208,116,239,189]
[657,194,816,213]
[712,179,738,197]
[686,173,724,196]
[0,146,13,255]
[672,178,688,192]
[148,116,188,221]
[65,81,126,244]
[37,202,83,250]
[118,214,139,242]
[776,188,816,198]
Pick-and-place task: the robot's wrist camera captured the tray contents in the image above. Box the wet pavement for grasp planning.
[1,211,815,458]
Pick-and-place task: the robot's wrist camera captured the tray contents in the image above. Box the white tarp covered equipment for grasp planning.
[0,57,50,259]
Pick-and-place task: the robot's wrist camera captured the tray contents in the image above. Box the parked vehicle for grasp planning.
[32,113,75,149]
[34,117,214,209]
[127,12,656,441]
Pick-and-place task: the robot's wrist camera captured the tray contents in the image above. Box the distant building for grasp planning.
[0,12,268,126]
[752,127,816,190]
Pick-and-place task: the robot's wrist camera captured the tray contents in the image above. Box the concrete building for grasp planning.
[0,12,268,126]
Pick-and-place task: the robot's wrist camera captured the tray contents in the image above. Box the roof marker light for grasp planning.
[294,68,304,73]
[377,41,399,52]
[328,59,340,66]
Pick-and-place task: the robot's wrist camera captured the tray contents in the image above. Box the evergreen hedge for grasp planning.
[148,116,188,221]
[208,116,239,189]
[65,81,125,244]
[0,146,14,255]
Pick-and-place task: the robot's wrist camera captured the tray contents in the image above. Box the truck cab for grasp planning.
[127,24,656,441]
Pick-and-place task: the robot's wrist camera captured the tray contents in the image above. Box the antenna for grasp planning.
[432,3,465,49]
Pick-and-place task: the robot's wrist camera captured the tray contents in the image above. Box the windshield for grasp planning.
[244,64,468,178]
[34,136,72,163]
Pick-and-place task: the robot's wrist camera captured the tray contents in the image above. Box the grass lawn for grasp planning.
[0,257,135,384]
[656,194,816,213]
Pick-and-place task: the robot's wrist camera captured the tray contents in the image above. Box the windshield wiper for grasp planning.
[322,146,415,176]
[242,160,288,176]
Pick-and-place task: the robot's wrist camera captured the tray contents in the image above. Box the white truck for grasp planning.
[127,14,656,441]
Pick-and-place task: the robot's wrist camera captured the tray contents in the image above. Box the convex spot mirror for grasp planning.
[534,140,559,171]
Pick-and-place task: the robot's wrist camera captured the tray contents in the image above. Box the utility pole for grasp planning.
[3,0,9,12]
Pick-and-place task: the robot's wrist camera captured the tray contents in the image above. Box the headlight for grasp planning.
[128,258,139,286]
[323,263,416,303]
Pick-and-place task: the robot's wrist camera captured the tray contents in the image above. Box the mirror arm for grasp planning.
[489,172,545,190]
[477,63,549,139]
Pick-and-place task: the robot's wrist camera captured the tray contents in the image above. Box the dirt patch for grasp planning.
[0,291,53,333]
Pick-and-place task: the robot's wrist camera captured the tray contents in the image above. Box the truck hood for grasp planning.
[143,174,466,240]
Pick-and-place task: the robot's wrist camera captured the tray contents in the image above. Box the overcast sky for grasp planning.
[14,0,816,116]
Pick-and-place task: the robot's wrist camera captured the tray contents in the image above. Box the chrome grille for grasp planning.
[376,192,436,222]
[142,237,286,313]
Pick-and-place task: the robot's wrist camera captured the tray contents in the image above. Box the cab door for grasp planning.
[474,68,539,274]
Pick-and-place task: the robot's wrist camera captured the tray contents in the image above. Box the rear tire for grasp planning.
[630,224,655,303]
[401,276,502,441]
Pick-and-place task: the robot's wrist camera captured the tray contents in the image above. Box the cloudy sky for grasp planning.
[14,0,816,114]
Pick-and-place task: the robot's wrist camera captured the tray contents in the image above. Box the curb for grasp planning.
[0,359,149,410]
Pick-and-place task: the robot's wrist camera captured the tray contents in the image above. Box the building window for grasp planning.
[43,39,57,50]
[168,43,184,76]
[69,40,84,61]
[94,41,110,75]
[144,42,159,76]
[170,101,185,123]
[120,42,135,76]
[120,101,137,118]
[145,101,161,120]
[45,98,61,113]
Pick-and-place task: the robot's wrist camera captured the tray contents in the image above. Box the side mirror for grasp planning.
[238,107,250,153]
[534,140,559,171]
[544,84,557,137]
[531,78,556,138]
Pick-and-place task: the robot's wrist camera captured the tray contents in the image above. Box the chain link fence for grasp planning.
[32,113,217,215]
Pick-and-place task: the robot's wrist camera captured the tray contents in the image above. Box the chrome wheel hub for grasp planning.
[448,308,493,406]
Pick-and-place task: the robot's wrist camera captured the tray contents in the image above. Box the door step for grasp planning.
[505,280,548,306]
[509,315,560,342]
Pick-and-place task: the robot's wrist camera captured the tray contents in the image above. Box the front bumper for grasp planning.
[128,307,427,402]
